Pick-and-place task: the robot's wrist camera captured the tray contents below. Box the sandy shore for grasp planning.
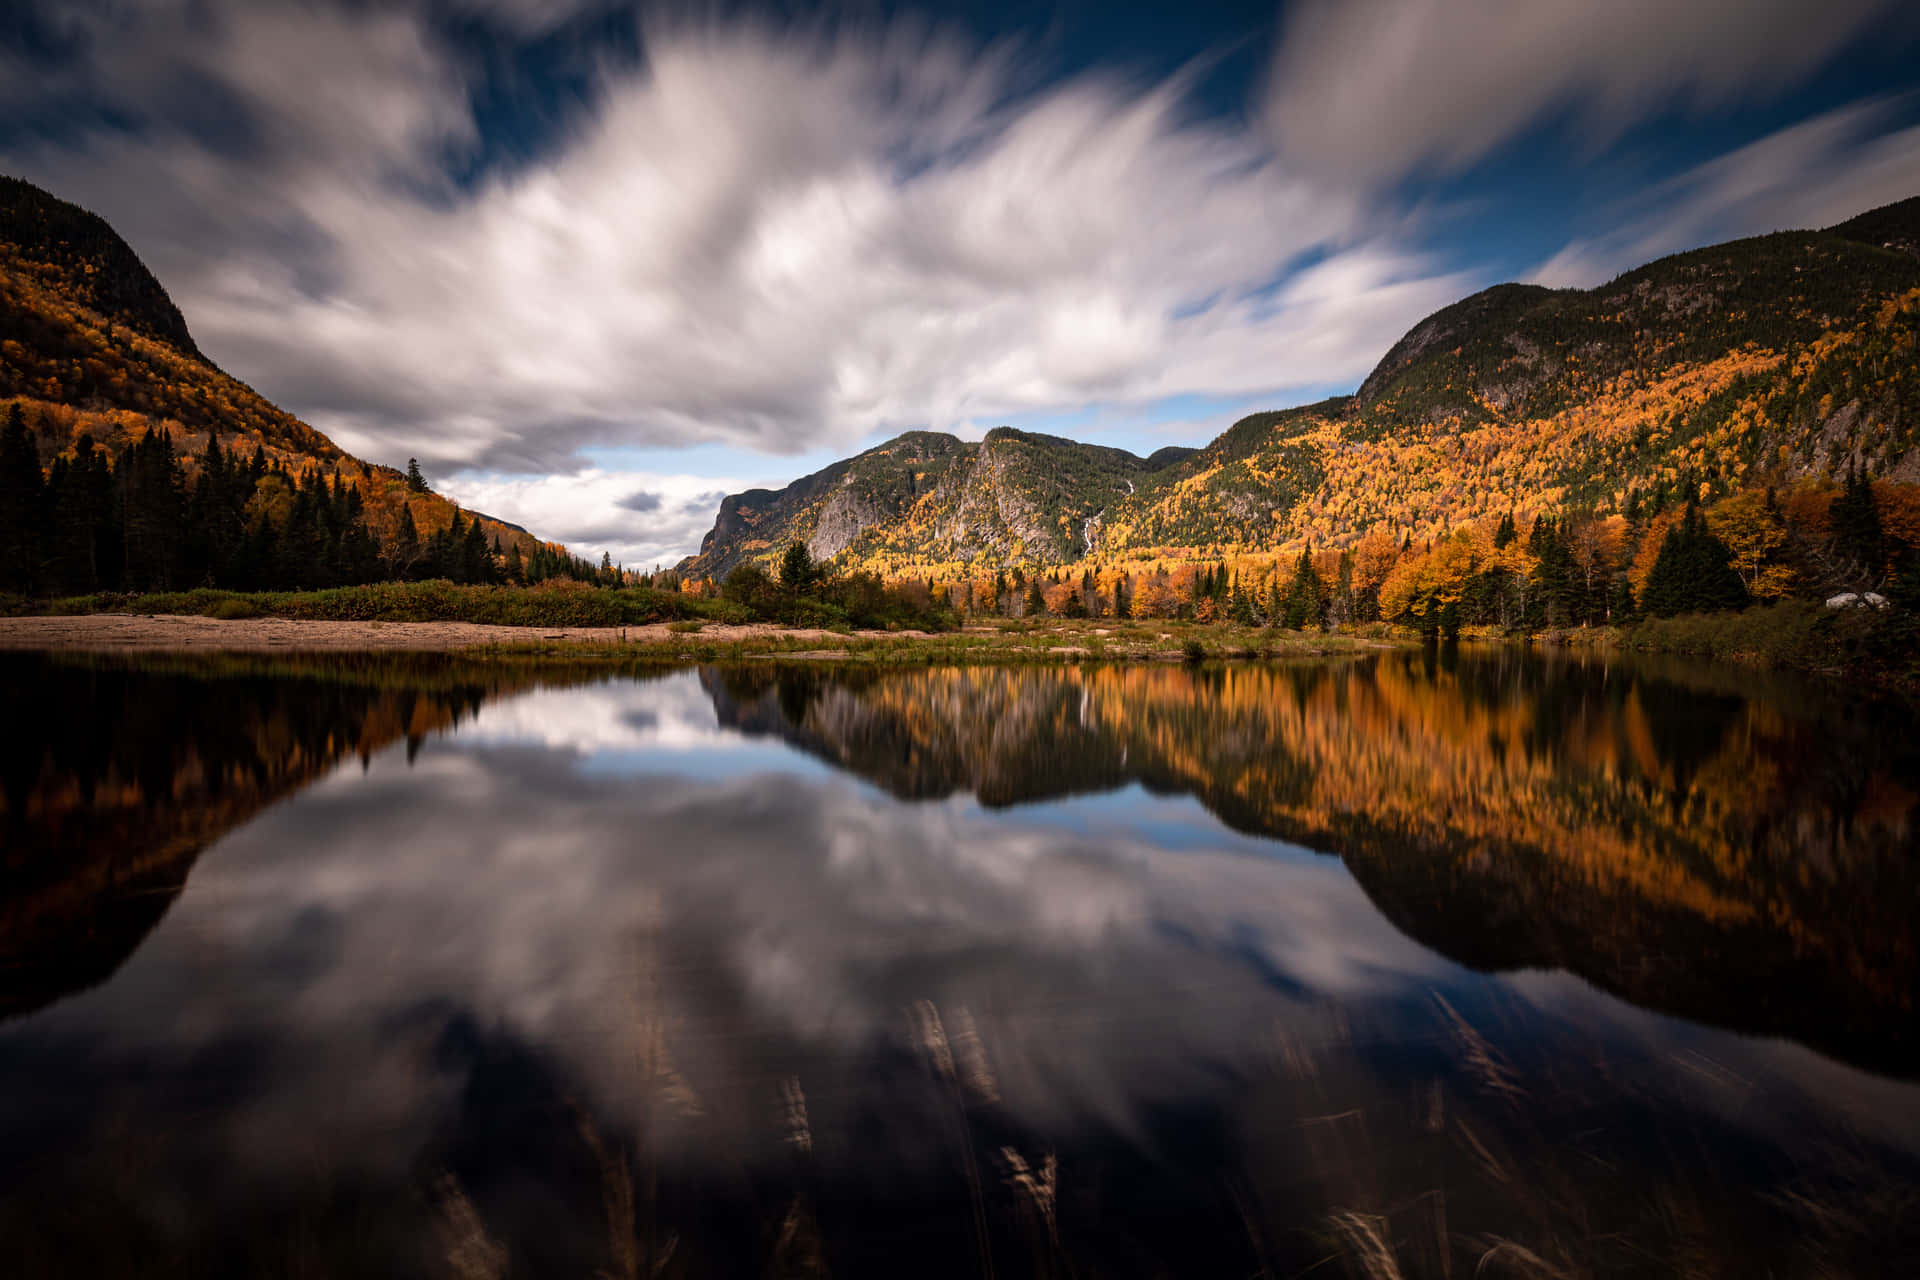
[0,614,853,653]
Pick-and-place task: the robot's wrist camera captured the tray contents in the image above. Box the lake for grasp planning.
[2,647,1917,1277]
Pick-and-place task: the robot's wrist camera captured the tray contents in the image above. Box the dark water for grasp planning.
[2,648,1917,1278]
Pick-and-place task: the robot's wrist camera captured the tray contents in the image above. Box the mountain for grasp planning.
[0,175,553,566]
[682,426,1196,578]
[688,196,1920,576]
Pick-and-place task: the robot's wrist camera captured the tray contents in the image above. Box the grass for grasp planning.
[0,580,742,627]
[17,578,1912,686]
[1,582,1409,666]
[459,619,1388,668]
[1616,598,1917,682]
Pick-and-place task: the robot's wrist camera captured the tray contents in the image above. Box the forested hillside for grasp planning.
[683,196,1920,644]
[0,176,592,597]
[1097,199,1920,554]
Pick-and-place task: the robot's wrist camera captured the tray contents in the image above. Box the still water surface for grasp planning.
[2,648,1917,1277]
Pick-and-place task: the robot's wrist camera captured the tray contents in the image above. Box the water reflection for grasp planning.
[0,649,1916,1278]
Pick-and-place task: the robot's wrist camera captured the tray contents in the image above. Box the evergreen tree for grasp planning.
[0,404,45,593]
[1493,511,1518,550]
[119,429,187,591]
[1528,517,1580,627]
[340,485,385,584]
[1830,462,1886,584]
[1641,503,1748,617]
[406,457,430,494]
[466,519,495,585]
[274,470,324,588]
[780,541,819,591]
[1282,548,1322,629]
[1608,575,1638,624]
[393,507,421,579]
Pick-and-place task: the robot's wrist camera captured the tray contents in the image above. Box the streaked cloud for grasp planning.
[1530,98,1920,287]
[1,2,1458,480]
[1263,0,1911,184]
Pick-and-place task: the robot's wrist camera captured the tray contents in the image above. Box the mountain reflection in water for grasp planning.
[0,648,1915,1278]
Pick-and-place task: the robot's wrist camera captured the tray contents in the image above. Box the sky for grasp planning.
[5,0,1920,567]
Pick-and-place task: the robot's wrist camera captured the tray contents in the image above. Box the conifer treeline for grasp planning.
[0,406,602,595]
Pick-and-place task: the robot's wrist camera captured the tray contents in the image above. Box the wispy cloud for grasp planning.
[1262,0,1912,184]
[1529,97,1920,287]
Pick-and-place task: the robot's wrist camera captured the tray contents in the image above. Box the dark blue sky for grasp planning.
[4,0,1919,562]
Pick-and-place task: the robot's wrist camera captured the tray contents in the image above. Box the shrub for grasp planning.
[1621,599,1890,672]
[205,597,260,620]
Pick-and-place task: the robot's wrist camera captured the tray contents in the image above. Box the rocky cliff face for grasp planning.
[679,427,1194,577]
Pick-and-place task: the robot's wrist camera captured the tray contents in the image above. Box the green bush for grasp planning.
[205,597,260,620]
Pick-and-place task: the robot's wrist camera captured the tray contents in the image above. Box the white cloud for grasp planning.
[1529,99,1920,287]
[2,2,1457,483]
[436,466,742,566]
[1263,0,1910,184]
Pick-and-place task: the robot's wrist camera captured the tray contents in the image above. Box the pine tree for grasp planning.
[1608,575,1638,624]
[1282,548,1322,629]
[0,403,45,593]
[466,519,495,585]
[119,429,187,591]
[1641,503,1748,617]
[1830,462,1885,585]
[394,507,420,579]
[1494,511,1518,550]
[1528,517,1579,627]
[406,457,430,494]
[780,541,817,591]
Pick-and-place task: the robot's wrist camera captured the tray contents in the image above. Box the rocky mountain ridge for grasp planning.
[687,195,1920,576]
[684,426,1196,578]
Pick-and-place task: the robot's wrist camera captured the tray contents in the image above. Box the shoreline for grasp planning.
[0,613,1389,662]
[0,614,854,653]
